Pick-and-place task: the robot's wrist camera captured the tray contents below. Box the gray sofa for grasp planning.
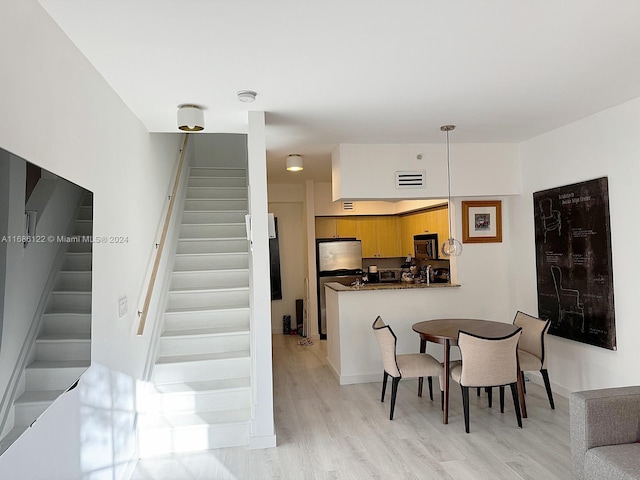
[570,386,640,479]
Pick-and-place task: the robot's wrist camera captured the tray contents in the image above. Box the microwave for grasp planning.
[414,234,439,260]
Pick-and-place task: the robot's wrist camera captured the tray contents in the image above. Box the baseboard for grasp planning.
[523,371,569,399]
[248,434,277,449]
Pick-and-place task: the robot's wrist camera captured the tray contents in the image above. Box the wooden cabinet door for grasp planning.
[355,217,378,258]
[336,217,356,238]
[435,206,450,245]
[399,215,415,258]
[376,216,401,257]
[315,217,337,238]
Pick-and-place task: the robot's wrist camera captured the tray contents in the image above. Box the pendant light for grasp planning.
[441,125,463,257]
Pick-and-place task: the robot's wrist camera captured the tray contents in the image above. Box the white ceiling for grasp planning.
[38,0,640,184]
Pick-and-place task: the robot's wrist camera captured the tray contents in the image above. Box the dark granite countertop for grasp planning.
[325,282,460,292]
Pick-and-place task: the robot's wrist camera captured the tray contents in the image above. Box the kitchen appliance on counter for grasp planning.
[316,239,363,339]
[414,234,439,260]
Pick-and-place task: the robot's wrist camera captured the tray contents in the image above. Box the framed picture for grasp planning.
[462,200,502,243]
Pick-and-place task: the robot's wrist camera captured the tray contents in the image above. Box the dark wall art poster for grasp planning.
[533,177,616,350]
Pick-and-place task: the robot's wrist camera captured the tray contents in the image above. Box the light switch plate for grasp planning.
[118,297,128,318]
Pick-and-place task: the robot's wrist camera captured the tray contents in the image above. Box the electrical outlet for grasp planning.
[118,297,128,318]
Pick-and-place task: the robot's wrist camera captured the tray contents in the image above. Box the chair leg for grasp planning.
[381,371,388,402]
[441,390,444,411]
[418,376,423,397]
[499,386,505,413]
[477,387,481,397]
[487,387,492,408]
[427,377,433,401]
[541,369,555,409]
[390,377,400,420]
[510,383,523,428]
[521,371,527,394]
[462,386,470,433]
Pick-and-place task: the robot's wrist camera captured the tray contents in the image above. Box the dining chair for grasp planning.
[371,316,442,420]
[450,328,523,433]
[513,311,555,409]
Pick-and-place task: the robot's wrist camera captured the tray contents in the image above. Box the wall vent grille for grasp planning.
[395,170,425,189]
[341,202,355,212]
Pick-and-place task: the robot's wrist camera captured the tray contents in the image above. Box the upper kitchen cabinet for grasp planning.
[315,216,356,239]
[399,205,449,256]
[355,216,401,258]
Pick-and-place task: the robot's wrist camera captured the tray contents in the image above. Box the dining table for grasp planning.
[412,318,527,425]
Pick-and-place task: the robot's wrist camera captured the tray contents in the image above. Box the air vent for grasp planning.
[395,170,425,189]
[342,201,355,212]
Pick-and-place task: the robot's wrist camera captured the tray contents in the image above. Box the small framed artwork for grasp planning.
[462,200,502,243]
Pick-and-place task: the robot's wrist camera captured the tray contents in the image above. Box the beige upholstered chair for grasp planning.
[450,328,523,433]
[372,316,442,420]
[514,311,555,409]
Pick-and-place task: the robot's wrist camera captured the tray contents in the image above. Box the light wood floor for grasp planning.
[132,334,572,479]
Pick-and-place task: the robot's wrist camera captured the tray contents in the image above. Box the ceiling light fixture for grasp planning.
[237,90,257,103]
[177,105,204,131]
[440,125,463,257]
[286,154,303,172]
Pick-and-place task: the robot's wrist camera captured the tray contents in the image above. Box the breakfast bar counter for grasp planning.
[324,281,469,385]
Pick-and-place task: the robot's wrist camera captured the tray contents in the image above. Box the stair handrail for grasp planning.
[136,134,189,336]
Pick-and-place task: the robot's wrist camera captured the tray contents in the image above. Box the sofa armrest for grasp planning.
[570,386,640,480]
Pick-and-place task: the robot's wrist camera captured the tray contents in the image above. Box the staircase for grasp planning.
[138,167,252,458]
[0,194,93,454]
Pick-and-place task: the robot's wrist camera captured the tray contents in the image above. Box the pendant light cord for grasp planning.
[446,128,452,240]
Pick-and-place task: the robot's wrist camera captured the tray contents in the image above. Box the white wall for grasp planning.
[0,1,183,477]
[512,96,640,395]
[314,182,444,216]
[332,143,520,200]
[268,202,306,334]
[193,134,248,167]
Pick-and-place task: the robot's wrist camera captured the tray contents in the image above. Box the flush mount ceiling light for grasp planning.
[237,90,257,103]
[177,104,204,131]
[440,125,463,257]
[286,154,303,172]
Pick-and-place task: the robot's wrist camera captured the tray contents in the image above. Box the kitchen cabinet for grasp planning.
[315,217,356,239]
[355,216,400,258]
[399,205,449,256]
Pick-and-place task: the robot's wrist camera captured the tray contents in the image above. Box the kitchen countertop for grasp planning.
[325,281,460,292]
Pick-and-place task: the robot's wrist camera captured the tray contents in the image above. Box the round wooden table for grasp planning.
[412,318,527,424]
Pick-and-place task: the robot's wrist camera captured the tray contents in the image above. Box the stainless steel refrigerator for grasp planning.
[316,239,363,338]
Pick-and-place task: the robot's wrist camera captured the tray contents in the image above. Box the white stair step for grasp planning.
[189,167,246,178]
[25,360,89,390]
[179,223,246,239]
[14,390,65,426]
[77,205,93,221]
[167,288,249,310]
[164,307,249,331]
[73,221,93,236]
[137,410,250,457]
[175,239,248,255]
[46,291,92,313]
[35,335,91,361]
[184,199,248,211]
[173,253,248,271]
[188,177,246,188]
[66,239,93,254]
[170,270,249,289]
[181,211,247,224]
[159,330,249,356]
[140,379,251,414]
[186,187,247,200]
[152,353,250,384]
[61,252,92,271]
[54,271,92,291]
[41,312,91,335]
